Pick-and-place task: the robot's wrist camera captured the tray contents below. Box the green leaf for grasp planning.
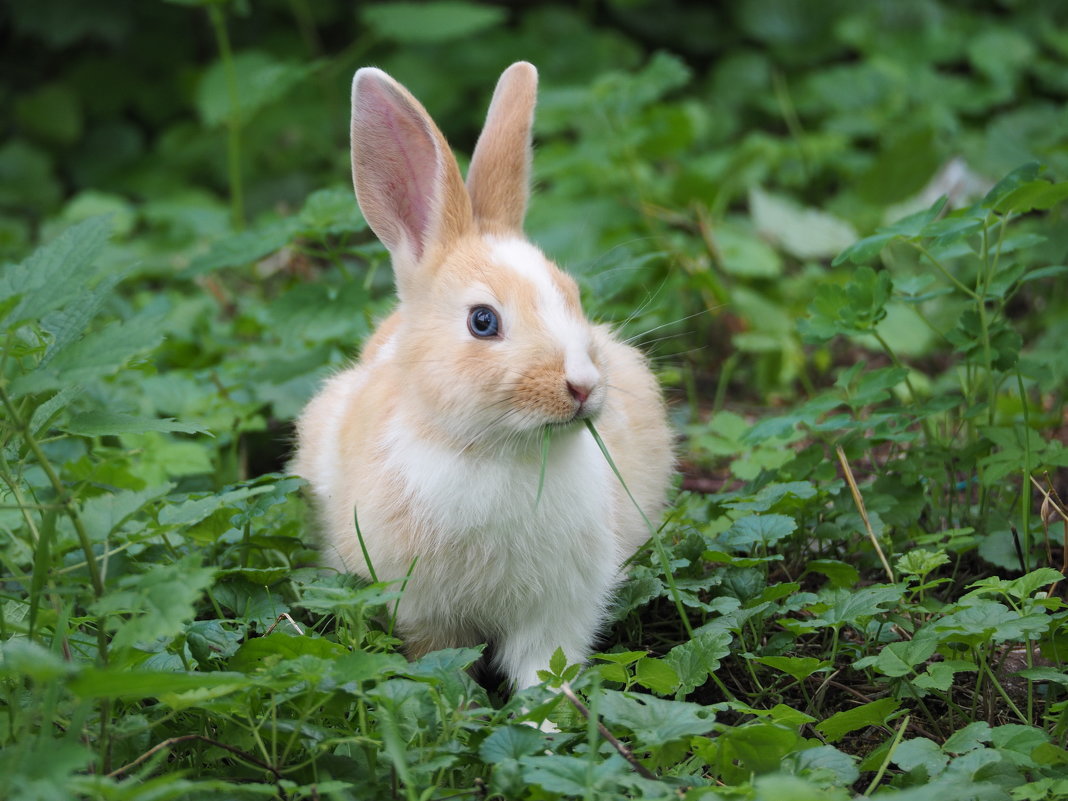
[361,2,507,43]
[184,218,300,276]
[749,187,857,260]
[549,646,567,677]
[10,313,164,398]
[799,266,892,343]
[634,657,679,695]
[0,216,111,329]
[228,632,347,673]
[80,485,173,543]
[479,725,546,763]
[893,737,948,778]
[911,660,977,692]
[815,584,905,627]
[62,411,211,437]
[832,197,948,266]
[297,187,367,235]
[598,690,715,745]
[869,636,939,678]
[993,180,1068,215]
[896,548,951,578]
[815,698,900,743]
[518,753,626,795]
[752,655,829,682]
[39,272,122,364]
[714,219,783,277]
[722,721,804,774]
[722,514,797,550]
[196,51,316,127]
[804,559,860,588]
[662,632,730,696]
[69,668,249,700]
[981,162,1043,210]
[158,485,275,526]
[0,639,76,682]
[93,554,216,651]
[943,722,992,754]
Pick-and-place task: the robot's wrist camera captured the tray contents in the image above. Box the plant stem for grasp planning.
[207,4,245,230]
[584,420,694,639]
[0,385,103,600]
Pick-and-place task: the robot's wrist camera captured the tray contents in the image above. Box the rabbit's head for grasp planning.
[352,63,606,450]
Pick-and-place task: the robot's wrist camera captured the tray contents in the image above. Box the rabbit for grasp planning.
[293,61,674,693]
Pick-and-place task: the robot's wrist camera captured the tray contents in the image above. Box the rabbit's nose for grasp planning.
[567,381,592,404]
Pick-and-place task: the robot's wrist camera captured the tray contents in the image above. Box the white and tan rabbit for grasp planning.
[293,62,673,692]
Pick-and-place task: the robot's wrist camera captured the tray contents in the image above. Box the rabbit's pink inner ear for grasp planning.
[351,70,441,263]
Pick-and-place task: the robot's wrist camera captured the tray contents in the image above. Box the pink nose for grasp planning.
[567,381,592,404]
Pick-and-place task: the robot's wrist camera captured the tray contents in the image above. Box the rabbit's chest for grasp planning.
[380,419,616,556]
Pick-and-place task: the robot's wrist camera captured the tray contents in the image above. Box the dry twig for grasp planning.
[559,682,657,781]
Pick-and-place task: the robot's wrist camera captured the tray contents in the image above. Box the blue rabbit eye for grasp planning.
[467,306,500,338]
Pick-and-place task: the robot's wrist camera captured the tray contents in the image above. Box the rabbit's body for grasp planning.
[294,62,672,691]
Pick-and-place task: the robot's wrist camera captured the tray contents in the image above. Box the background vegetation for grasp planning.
[3,0,1068,798]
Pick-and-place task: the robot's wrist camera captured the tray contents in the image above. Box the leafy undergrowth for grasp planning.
[3,168,1068,801]
[4,2,1068,799]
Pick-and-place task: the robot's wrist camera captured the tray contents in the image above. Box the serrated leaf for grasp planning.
[634,657,679,695]
[29,385,82,436]
[479,725,546,764]
[158,485,275,526]
[185,218,299,276]
[816,584,905,627]
[815,698,900,743]
[10,313,164,398]
[912,660,977,692]
[39,272,122,364]
[62,411,211,437]
[870,636,939,678]
[93,554,216,652]
[80,484,173,543]
[549,646,567,677]
[598,690,714,745]
[361,2,507,43]
[722,513,797,550]
[893,737,948,777]
[518,753,627,795]
[0,216,112,329]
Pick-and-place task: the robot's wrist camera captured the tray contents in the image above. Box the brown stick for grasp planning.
[836,445,895,583]
[559,682,658,782]
[107,734,280,779]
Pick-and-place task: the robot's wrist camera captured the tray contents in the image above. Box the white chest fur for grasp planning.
[373,413,621,638]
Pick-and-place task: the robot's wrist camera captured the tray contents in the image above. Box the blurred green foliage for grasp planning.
[3,0,1068,799]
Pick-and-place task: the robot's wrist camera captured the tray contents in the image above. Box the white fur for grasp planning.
[489,237,601,393]
[369,409,620,688]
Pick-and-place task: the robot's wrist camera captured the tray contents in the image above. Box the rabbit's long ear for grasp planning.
[466,62,538,236]
[351,68,473,294]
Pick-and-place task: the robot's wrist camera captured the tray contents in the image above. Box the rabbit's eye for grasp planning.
[467,306,500,338]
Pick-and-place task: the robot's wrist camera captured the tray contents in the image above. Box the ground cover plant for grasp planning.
[2,0,1068,798]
